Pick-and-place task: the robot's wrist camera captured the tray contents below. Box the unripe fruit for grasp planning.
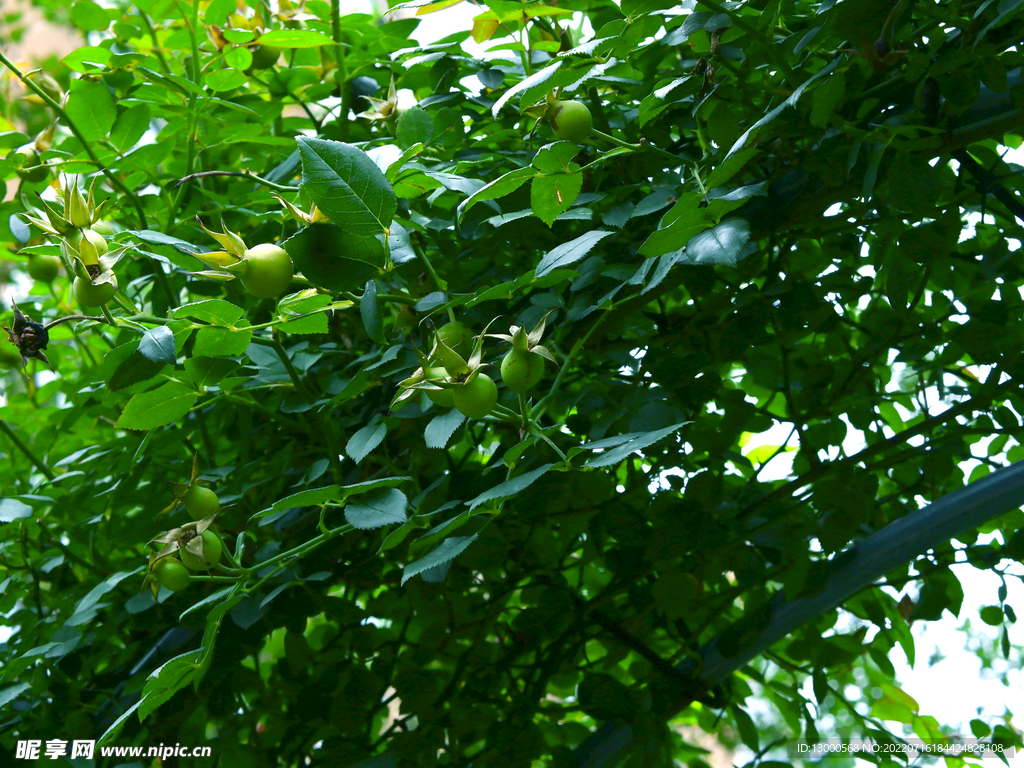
[436,321,471,357]
[249,44,282,70]
[13,146,47,183]
[155,558,191,592]
[179,529,223,571]
[549,100,593,142]
[424,366,455,408]
[184,486,219,521]
[239,243,294,298]
[26,254,61,283]
[501,349,545,392]
[73,275,117,307]
[67,228,109,265]
[453,373,498,419]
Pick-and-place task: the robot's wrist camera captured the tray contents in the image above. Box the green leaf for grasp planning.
[138,326,176,364]
[105,341,167,391]
[680,219,751,266]
[424,408,464,449]
[468,463,554,511]
[726,56,841,158]
[283,224,380,290]
[258,29,336,48]
[582,423,689,468]
[346,423,388,464]
[139,649,202,721]
[65,79,116,142]
[297,137,397,236]
[870,683,919,724]
[490,60,562,116]
[194,327,252,357]
[532,172,583,227]
[110,104,152,152]
[360,279,385,344]
[980,605,1004,626]
[810,73,846,128]
[396,106,434,148]
[116,382,198,430]
[0,682,31,707]
[639,209,707,258]
[704,147,761,189]
[205,68,248,92]
[532,141,581,173]
[345,489,409,529]
[535,230,613,277]
[70,0,110,31]
[0,498,32,523]
[457,166,536,220]
[171,299,244,325]
[250,486,342,522]
[401,534,478,585]
[96,699,141,747]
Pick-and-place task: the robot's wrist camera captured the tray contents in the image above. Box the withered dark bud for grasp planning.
[3,301,104,373]
[3,302,52,371]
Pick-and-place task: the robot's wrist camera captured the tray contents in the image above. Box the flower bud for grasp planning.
[66,179,95,228]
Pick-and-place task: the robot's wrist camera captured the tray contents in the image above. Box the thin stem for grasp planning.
[331,0,350,140]
[249,337,316,400]
[0,419,55,481]
[173,170,299,192]
[0,51,149,228]
[534,309,610,419]
[135,4,172,73]
[412,240,446,291]
[591,129,687,167]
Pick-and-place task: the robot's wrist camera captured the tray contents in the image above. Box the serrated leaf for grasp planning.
[194,327,252,357]
[65,79,115,142]
[424,408,465,449]
[491,60,562,117]
[345,489,408,529]
[116,382,197,430]
[297,137,396,236]
[680,219,751,266]
[137,326,176,364]
[535,230,612,277]
[532,172,583,227]
[583,423,688,468]
[171,299,244,325]
[401,534,478,585]
[250,485,342,521]
[468,463,554,511]
[396,106,434,148]
[138,649,202,721]
[282,224,380,291]
[458,166,535,221]
[346,423,387,464]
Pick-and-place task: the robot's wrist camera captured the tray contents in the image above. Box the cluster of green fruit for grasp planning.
[405,317,556,421]
[150,485,223,594]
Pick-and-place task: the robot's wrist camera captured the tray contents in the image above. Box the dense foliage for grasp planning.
[2,0,1024,765]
